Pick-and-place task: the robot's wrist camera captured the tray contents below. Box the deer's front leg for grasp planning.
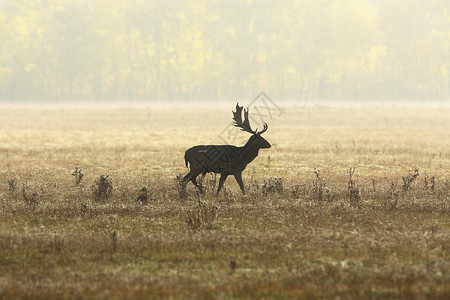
[234,173,245,195]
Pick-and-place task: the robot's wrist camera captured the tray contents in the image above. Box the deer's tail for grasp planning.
[184,152,189,168]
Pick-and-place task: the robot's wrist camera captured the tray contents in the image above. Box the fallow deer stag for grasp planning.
[182,103,271,195]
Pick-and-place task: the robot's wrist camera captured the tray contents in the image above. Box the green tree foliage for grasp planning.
[0,0,448,101]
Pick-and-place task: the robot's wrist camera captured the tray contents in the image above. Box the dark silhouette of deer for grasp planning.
[182,103,271,195]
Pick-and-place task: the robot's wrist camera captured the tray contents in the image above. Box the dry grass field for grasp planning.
[0,102,449,299]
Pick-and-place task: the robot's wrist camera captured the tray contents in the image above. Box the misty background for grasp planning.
[0,0,449,102]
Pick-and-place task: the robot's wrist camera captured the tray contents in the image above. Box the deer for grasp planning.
[182,103,271,195]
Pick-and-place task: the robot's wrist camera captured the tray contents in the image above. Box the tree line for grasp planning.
[0,0,448,101]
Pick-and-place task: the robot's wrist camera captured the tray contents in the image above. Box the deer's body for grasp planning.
[182,104,271,195]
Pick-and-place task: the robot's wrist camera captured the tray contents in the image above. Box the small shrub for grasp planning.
[313,168,325,201]
[8,178,16,193]
[174,173,187,199]
[385,181,399,209]
[402,169,419,193]
[186,199,218,230]
[347,168,361,208]
[291,184,304,199]
[222,186,236,203]
[430,176,436,191]
[205,173,217,193]
[262,177,283,196]
[71,167,84,186]
[424,173,437,192]
[247,180,260,196]
[311,169,334,202]
[80,203,89,215]
[22,182,41,210]
[93,175,113,201]
[49,233,65,253]
[110,230,118,254]
[136,187,149,204]
[229,260,237,274]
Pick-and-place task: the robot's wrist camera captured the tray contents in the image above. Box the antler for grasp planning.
[232,103,269,135]
[257,123,268,135]
[232,103,255,134]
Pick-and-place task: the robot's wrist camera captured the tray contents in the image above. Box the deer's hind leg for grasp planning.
[216,173,229,196]
[182,172,193,189]
[184,169,204,194]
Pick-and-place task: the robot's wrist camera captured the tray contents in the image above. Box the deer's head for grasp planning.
[232,103,271,149]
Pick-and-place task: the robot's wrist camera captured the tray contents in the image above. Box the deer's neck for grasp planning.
[240,138,261,163]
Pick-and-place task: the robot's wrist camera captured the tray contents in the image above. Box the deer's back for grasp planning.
[185,145,243,173]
